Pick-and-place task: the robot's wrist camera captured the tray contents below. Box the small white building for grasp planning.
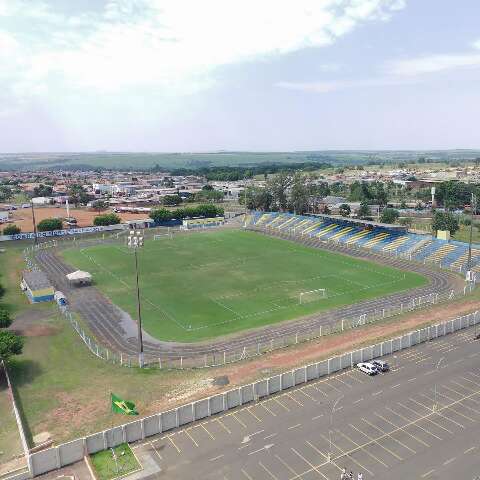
[0,211,9,223]
[31,197,53,205]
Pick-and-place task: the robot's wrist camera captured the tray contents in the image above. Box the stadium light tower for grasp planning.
[127,230,145,368]
[466,193,477,281]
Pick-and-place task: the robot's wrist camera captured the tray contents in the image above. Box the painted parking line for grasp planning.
[285,392,304,407]
[259,401,278,417]
[200,423,216,440]
[297,387,319,403]
[337,429,387,470]
[304,440,328,462]
[348,424,399,463]
[319,432,375,476]
[361,417,416,454]
[288,423,302,430]
[167,435,181,453]
[291,447,331,480]
[241,468,254,480]
[396,402,453,435]
[258,461,280,480]
[373,413,430,448]
[274,454,300,478]
[421,469,435,478]
[209,454,224,462]
[385,406,443,441]
[215,418,232,434]
[408,397,465,429]
[433,391,480,420]
[231,412,248,429]
[245,406,263,423]
[184,428,199,447]
[271,397,290,412]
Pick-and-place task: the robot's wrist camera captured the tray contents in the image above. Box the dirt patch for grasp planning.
[15,324,60,337]
[7,207,149,233]
[38,392,107,436]
[10,309,58,337]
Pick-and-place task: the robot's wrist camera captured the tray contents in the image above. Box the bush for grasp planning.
[93,213,121,226]
[0,331,24,361]
[380,208,400,224]
[150,204,224,224]
[2,224,21,235]
[162,195,182,206]
[0,309,12,329]
[432,211,459,235]
[150,208,173,223]
[37,218,63,232]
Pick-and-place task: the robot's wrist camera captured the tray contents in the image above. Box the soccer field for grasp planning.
[61,230,428,342]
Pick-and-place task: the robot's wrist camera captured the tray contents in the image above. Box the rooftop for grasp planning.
[22,270,52,290]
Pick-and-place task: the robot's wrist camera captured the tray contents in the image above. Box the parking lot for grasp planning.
[133,325,480,479]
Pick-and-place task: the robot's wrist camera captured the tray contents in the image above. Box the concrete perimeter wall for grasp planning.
[28,311,479,477]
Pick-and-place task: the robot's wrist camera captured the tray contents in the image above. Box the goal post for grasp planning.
[299,288,326,304]
[153,228,173,240]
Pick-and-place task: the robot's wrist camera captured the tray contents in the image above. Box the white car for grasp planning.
[357,362,378,375]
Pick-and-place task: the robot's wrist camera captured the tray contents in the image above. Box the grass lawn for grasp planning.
[62,229,428,342]
[90,443,140,480]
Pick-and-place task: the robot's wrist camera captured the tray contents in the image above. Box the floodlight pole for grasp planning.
[128,231,145,368]
[31,201,38,245]
[466,193,476,277]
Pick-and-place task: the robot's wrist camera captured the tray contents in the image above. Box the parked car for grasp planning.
[357,362,378,375]
[371,359,390,372]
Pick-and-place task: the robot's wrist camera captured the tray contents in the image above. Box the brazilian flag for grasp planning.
[111,393,139,416]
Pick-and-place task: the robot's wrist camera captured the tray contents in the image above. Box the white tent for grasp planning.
[66,270,92,285]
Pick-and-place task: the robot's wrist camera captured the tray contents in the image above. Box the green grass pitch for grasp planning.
[61,229,428,342]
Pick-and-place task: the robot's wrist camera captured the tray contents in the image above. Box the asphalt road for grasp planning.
[32,228,462,361]
[132,324,480,480]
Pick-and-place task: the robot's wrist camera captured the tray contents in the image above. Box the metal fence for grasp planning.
[23,229,478,370]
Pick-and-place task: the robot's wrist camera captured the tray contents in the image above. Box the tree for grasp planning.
[339,204,351,217]
[37,218,63,232]
[33,184,53,197]
[2,224,21,235]
[380,208,399,224]
[348,181,372,202]
[150,208,173,223]
[288,172,310,214]
[194,190,224,203]
[0,331,24,361]
[431,211,459,235]
[399,217,413,228]
[162,195,182,206]
[0,309,12,329]
[358,201,371,219]
[93,213,121,226]
[241,187,272,211]
[67,184,92,206]
[266,171,292,211]
[92,200,108,213]
[0,185,13,202]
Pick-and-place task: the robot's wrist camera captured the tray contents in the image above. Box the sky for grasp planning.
[0,0,479,153]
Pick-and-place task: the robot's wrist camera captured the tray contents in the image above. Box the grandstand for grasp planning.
[247,211,480,272]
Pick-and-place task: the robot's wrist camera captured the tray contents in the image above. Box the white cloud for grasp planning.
[473,39,480,50]
[0,0,406,111]
[276,76,416,93]
[385,53,480,76]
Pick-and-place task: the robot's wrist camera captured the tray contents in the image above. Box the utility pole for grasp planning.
[128,230,144,368]
[30,201,38,245]
[466,192,477,280]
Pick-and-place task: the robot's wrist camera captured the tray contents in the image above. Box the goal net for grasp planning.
[153,228,173,240]
[299,288,326,304]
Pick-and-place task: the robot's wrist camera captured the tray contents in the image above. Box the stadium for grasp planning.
[28,211,473,368]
